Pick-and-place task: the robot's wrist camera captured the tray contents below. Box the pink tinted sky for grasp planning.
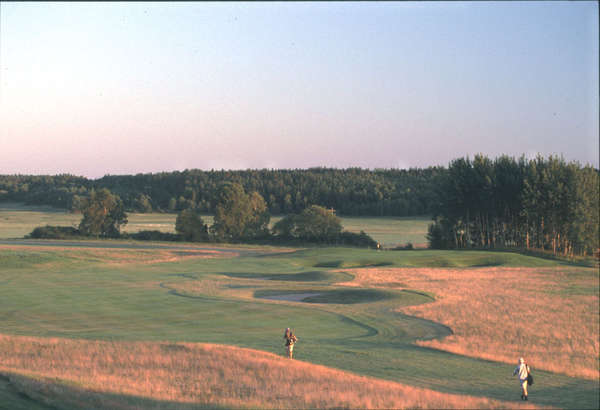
[1,2,598,178]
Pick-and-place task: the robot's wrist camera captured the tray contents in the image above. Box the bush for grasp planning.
[126,230,181,242]
[28,225,82,239]
[338,230,378,248]
[391,242,414,251]
[175,209,209,242]
[427,221,456,249]
[273,205,342,243]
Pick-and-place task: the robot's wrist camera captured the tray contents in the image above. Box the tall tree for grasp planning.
[211,182,270,241]
[273,205,342,243]
[570,165,599,256]
[175,208,209,242]
[78,189,127,238]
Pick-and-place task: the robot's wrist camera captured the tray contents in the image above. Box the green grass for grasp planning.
[0,203,80,239]
[338,215,431,247]
[206,214,430,247]
[0,203,182,239]
[222,270,353,283]
[278,247,566,269]
[0,374,51,410]
[254,287,429,305]
[0,241,598,409]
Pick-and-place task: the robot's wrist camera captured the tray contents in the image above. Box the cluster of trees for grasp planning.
[78,189,128,238]
[28,184,377,248]
[427,155,599,256]
[9,155,599,255]
[174,183,376,247]
[1,168,442,216]
[0,174,89,210]
[272,205,376,247]
[29,189,127,239]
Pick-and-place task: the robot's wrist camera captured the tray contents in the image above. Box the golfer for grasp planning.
[513,357,531,401]
[283,328,298,359]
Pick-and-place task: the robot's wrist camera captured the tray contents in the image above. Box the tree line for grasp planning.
[427,155,599,256]
[0,167,442,216]
[5,155,598,255]
[29,184,377,248]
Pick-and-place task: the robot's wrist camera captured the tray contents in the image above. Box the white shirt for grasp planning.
[513,363,530,381]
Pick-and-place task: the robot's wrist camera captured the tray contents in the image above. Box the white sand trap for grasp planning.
[261,293,322,302]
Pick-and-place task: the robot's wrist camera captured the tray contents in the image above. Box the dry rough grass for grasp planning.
[341,267,599,380]
[0,334,537,409]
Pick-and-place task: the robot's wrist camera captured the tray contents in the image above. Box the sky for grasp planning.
[1,1,598,178]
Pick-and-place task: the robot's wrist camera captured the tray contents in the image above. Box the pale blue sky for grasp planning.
[1,1,598,178]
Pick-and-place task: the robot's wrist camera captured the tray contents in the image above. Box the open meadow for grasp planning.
[0,231,598,408]
[0,203,429,247]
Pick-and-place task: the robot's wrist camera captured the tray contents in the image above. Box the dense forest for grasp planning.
[0,167,443,216]
[428,155,599,256]
[1,155,598,255]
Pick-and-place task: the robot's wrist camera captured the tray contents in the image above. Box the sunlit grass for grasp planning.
[342,266,600,380]
[1,242,597,408]
[0,335,537,409]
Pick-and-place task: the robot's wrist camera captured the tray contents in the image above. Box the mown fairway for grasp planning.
[0,239,598,409]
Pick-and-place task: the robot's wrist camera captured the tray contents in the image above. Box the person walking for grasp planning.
[513,357,531,400]
[284,328,298,359]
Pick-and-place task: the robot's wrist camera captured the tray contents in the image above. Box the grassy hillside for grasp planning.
[0,336,538,410]
[0,241,597,409]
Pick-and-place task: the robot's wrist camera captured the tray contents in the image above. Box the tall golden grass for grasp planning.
[341,267,599,380]
[0,334,535,409]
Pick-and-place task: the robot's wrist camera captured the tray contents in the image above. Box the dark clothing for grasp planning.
[285,335,297,346]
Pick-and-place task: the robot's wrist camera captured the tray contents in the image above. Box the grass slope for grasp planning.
[0,241,597,409]
[0,336,537,410]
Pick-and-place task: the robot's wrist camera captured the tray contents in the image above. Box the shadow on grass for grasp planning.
[314,260,394,269]
[397,344,600,410]
[1,371,231,410]
[453,247,597,268]
[254,287,432,306]
[221,270,354,283]
[302,289,400,304]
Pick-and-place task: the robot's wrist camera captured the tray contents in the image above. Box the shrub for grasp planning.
[393,243,414,251]
[28,225,82,239]
[126,230,181,242]
[273,205,342,243]
[175,209,209,242]
[339,230,378,248]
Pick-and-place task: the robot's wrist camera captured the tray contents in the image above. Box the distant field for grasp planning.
[0,202,80,239]
[0,202,179,239]
[0,202,430,246]
[339,216,430,247]
[0,241,597,409]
